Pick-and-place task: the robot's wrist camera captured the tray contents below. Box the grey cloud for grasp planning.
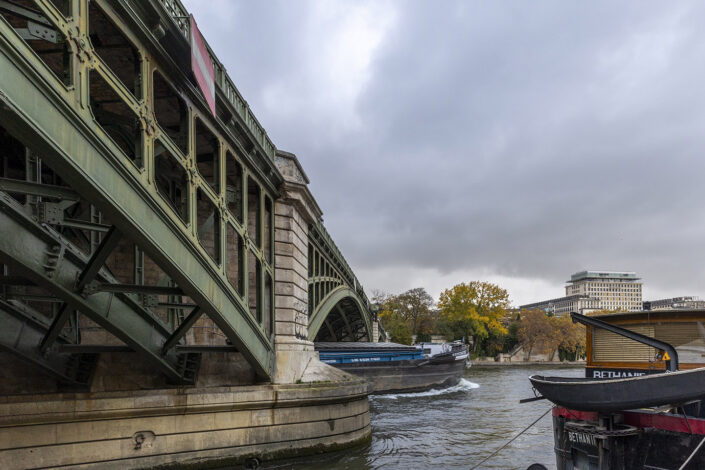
[185,1,705,295]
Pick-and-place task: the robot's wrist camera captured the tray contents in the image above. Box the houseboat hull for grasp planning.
[552,407,705,470]
[530,367,705,412]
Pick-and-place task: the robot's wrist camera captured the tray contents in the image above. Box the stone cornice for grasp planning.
[275,150,323,224]
[279,181,323,225]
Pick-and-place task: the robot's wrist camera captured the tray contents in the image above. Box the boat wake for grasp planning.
[374,378,479,400]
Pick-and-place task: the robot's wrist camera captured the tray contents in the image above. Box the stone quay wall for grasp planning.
[0,376,370,470]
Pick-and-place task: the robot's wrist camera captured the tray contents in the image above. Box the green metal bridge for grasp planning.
[0,0,380,390]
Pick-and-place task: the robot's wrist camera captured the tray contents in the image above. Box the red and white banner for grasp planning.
[189,15,216,116]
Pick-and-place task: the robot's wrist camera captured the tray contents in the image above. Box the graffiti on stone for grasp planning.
[294,311,308,340]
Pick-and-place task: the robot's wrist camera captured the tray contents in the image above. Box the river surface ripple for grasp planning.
[255,365,583,470]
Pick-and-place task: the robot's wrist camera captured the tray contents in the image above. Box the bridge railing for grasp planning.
[156,0,277,161]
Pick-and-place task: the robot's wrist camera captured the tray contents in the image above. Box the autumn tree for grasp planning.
[373,288,435,345]
[545,316,568,361]
[394,288,436,336]
[516,309,552,359]
[437,281,509,354]
[556,316,586,360]
[371,291,404,343]
[378,308,412,344]
[517,310,586,360]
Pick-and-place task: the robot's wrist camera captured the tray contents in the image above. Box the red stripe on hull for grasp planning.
[554,406,705,435]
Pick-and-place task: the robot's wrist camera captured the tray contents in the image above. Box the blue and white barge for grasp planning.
[315,342,468,394]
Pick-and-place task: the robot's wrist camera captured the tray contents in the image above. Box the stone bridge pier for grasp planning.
[272,150,381,384]
[271,150,320,384]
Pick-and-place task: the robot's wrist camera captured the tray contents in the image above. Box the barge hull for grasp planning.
[335,359,466,394]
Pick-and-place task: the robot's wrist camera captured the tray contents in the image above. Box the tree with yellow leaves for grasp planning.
[437,281,509,355]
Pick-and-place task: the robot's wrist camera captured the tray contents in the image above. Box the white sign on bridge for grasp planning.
[189,15,216,116]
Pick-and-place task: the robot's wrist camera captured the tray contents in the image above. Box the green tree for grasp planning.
[503,311,522,352]
[377,306,412,345]
[373,288,435,344]
[437,281,509,354]
[395,287,435,336]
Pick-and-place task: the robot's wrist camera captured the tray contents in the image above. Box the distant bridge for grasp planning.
[0,0,380,390]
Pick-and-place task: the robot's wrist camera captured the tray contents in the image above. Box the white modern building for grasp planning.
[519,270,643,316]
[566,271,642,312]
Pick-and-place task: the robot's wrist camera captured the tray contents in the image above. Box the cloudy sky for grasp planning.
[183,0,705,306]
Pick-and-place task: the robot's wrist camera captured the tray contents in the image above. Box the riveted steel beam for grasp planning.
[0,23,273,377]
[58,344,239,354]
[335,304,354,340]
[95,284,183,296]
[40,225,122,352]
[161,306,202,354]
[0,177,79,200]
[175,345,238,353]
[323,318,337,342]
[60,345,132,354]
[0,304,91,387]
[308,285,373,342]
[0,197,189,383]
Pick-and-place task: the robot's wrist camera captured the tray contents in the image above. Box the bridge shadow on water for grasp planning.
[225,365,584,470]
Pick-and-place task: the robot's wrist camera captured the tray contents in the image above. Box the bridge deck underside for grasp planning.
[313,297,369,343]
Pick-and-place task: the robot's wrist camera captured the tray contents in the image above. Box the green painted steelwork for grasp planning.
[0,298,95,386]
[0,195,189,382]
[162,306,202,354]
[0,0,277,380]
[151,0,277,161]
[39,225,122,353]
[0,0,378,390]
[307,285,372,342]
[308,221,375,342]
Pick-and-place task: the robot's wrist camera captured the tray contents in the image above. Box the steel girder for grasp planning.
[308,222,376,343]
[0,20,273,378]
[0,299,95,387]
[308,286,372,342]
[40,225,122,353]
[0,195,189,383]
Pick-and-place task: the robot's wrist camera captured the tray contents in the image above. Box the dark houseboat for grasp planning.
[316,341,469,394]
[528,310,705,470]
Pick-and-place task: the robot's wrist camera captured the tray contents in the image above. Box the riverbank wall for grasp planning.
[471,360,585,367]
[0,363,370,470]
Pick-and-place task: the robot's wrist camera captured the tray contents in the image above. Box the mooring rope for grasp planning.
[469,407,552,470]
[678,435,705,470]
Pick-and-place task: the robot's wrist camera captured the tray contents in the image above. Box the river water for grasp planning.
[258,365,583,470]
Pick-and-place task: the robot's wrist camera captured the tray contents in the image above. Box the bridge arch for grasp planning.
[308,286,372,342]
